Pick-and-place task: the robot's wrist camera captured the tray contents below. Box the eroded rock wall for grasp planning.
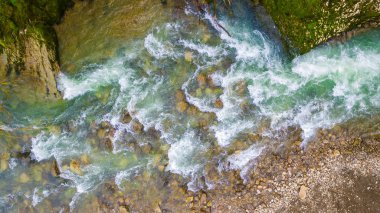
[0,0,72,101]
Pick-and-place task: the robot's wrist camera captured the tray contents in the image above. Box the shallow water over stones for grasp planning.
[0,0,380,211]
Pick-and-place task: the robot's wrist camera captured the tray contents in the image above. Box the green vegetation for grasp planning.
[0,0,73,52]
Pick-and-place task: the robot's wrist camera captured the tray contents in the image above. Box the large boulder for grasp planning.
[259,0,380,54]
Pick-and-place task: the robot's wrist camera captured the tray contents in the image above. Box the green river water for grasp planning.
[0,0,379,211]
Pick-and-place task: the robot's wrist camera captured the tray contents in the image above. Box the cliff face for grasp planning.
[0,0,72,101]
[260,0,380,54]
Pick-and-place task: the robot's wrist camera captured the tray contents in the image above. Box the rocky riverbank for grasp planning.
[210,116,380,212]
[48,114,380,212]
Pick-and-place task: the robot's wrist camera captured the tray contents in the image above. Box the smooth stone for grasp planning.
[175,90,185,101]
[299,185,308,200]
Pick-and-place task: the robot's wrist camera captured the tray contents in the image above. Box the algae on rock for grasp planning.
[260,0,380,54]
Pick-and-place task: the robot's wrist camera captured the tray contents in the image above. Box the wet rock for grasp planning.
[196,88,203,97]
[121,111,132,124]
[299,185,308,200]
[185,196,193,203]
[175,90,186,101]
[131,120,143,134]
[197,74,207,88]
[261,0,380,54]
[32,166,43,182]
[205,88,214,96]
[141,143,153,154]
[248,133,261,142]
[51,160,61,177]
[103,137,114,151]
[70,160,83,176]
[202,34,211,43]
[0,159,8,172]
[100,121,112,129]
[19,172,30,183]
[184,51,193,62]
[80,154,90,165]
[47,125,61,135]
[158,165,166,172]
[119,206,130,213]
[176,101,189,113]
[332,150,340,157]
[200,192,207,205]
[214,99,223,108]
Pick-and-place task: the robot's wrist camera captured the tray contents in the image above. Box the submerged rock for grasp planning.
[19,172,30,183]
[69,160,83,176]
[197,74,207,88]
[0,159,8,172]
[0,152,9,172]
[184,51,193,62]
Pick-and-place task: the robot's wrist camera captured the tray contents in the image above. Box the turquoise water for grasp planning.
[1,1,380,211]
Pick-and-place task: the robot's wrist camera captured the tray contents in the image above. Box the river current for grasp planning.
[0,1,380,211]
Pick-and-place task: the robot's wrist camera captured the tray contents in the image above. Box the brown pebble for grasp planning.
[214,99,223,108]
[176,101,189,113]
[197,74,207,87]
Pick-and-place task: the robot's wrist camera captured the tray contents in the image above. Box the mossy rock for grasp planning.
[0,0,73,47]
[259,0,380,54]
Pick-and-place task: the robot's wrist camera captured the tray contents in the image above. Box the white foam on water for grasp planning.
[115,165,142,190]
[227,144,265,181]
[212,121,255,147]
[32,188,51,207]
[205,9,380,146]
[167,131,208,177]
[20,6,380,209]
[144,34,176,59]
[58,60,128,100]
[0,125,14,132]
[60,165,104,194]
[31,132,90,162]
[8,158,17,170]
[180,39,227,58]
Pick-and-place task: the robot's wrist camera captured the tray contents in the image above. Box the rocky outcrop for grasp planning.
[0,36,61,100]
[259,0,380,54]
[0,0,72,101]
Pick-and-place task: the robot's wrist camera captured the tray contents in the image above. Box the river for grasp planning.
[0,0,379,211]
